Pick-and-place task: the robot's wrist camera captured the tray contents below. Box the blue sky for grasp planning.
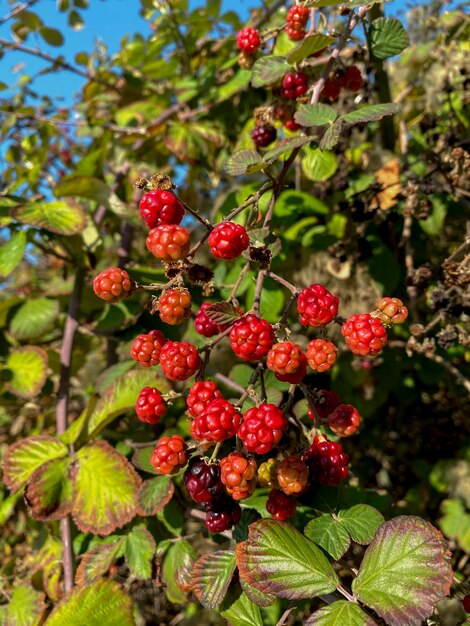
[0,0,413,105]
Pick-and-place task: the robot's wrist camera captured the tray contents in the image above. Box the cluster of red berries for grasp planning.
[307,390,361,437]
[322,65,363,101]
[285,4,309,41]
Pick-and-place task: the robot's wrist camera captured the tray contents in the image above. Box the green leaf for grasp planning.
[262,136,312,164]
[287,34,335,64]
[439,499,470,553]
[12,201,85,235]
[54,176,129,218]
[192,550,236,609]
[352,516,453,626]
[136,476,174,516]
[5,585,46,626]
[305,600,378,625]
[71,441,141,535]
[45,580,134,626]
[294,103,337,128]
[239,577,276,608]
[225,150,262,176]
[302,147,337,182]
[39,27,64,46]
[125,525,156,579]
[87,369,169,439]
[217,69,251,102]
[337,504,385,544]
[132,446,159,475]
[24,457,73,521]
[3,435,67,492]
[162,543,188,604]
[236,520,339,600]
[304,514,351,560]
[251,55,292,88]
[419,195,447,236]
[274,190,329,217]
[369,17,409,60]
[75,539,124,586]
[170,540,198,594]
[340,103,401,125]
[5,346,48,399]
[10,298,60,341]
[320,121,343,150]
[220,586,264,626]
[0,231,26,277]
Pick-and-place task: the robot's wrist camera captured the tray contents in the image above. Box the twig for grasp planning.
[0,0,40,25]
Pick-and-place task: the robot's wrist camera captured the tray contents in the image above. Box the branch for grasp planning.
[0,0,40,25]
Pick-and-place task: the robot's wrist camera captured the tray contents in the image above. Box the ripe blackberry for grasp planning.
[305,339,338,373]
[284,116,301,131]
[281,72,309,100]
[139,189,184,229]
[236,27,261,55]
[230,314,275,361]
[157,288,192,325]
[303,436,349,486]
[266,489,297,521]
[237,403,288,454]
[297,284,339,327]
[93,267,135,304]
[183,457,225,505]
[208,221,250,260]
[220,452,257,500]
[186,380,222,418]
[251,124,277,148]
[341,313,387,356]
[342,65,363,92]
[130,330,166,367]
[328,403,361,437]
[192,399,241,443]
[159,341,202,381]
[135,387,167,424]
[150,435,188,475]
[205,499,242,533]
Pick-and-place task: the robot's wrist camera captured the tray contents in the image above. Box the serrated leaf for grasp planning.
[305,600,378,625]
[340,103,401,125]
[125,525,156,579]
[12,201,85,235]
[192,550,236,609]
[24,457,73,521]
[304,514,351,560]
[5,585,46,626]
[172,540,198,593]
[0,230,26,277]
[72,441,141,536]
[136,476,174,515]
[132,446,159,475]
[302,147,337,182]
[239,577,276,607]
[236,519,338,600]
[225,150,262,176]
[251,55,292,88]
[162,543,188,604]
[369,17,409,60]
[294,103,337,128]
[6,346,48,399]
[233,508,262,543]
[337,504,385,544]
[320,121,343,150]
[352,516,453,626]
[203,301,240,326]
[75,538,124,586]
[54,176,129,218]
[287,33,335,64]
[10,298,60,341]
[262,136,313,164]
[45,580,134,626]
[87,369,169,439]
[220,586,264,626]
[3,436,68,492]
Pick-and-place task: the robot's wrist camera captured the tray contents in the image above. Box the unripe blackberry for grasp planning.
[93,267,135,304]
[130,330,166,367]
[208,221,249,260]
[276,455,309,495]
[186,380,222,418]
[307,390,340,421]
[267,341,304,376]
[192,399,241,443]
[321,79,341,101]
[341,313,387,356]
[150,435,188,474]
[342,65,363,92]
[375,297,408,325]
[206,499,242,533]
[297,284,339,327]
[257,458,280,488]
[230,314,274,361]
[236,27,261,55]
[274,354,308,384]
[303,436,349,486]
[305,339,338,373]
[266,489,297,521]
[157,288,192,325]
[328,403,361,437]
[139,189,184,229]
[194,302,229,337]
[281,72,309,100]
[135,387,167,424]
[220,452,257,500]
[146,224,190,262]
[159,341,202,381]
[237,403,288,454]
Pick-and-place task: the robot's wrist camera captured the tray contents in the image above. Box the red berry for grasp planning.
[130,330,166,367]
[266,489,297,521]
[463,595,470,613]
[192,399,241,443]
[328,403,361,437]
[230,314,275,361]
[281,71,309,100]
[267,341,304,375]
[139,189,184,229]
[303,436,349,486]
[321,79,341,101]
[375,297,408,325]
[284,116,301,131]
[220,452,257,500]
[305,339,338,373]
[307,390,340,421]
[157,288,192,325]
[297,283,339,327]
[274,354,307,384]
[93,267,134,304]
[194,303,228,337]
[251,124,277,148]
[236,27,261,55]
[146,224,190,262]
[286,25,306,41]
[342,65,363,92]
[150,435,188,475]
[237,403,288,454]
[183,457,225,504]
[341,313,388,356]
[135,387,167,424]
[276,455,309,495]
[208,221,249,260]
[159,341,202,381]
[186,381,222,418]
[205,500,242,533]
[286,5,309,27]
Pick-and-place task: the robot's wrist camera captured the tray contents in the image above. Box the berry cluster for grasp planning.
[285,4,309,41]
[322,66,364,101]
